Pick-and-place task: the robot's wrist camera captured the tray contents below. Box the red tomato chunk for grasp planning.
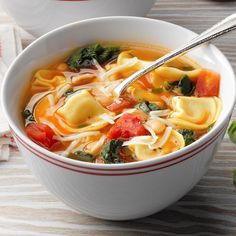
[26,123,59,150]
[195,69,220,97]
[106,95,136,113]
[107,113,149,140]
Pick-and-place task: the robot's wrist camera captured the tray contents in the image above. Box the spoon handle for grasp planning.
[114,13,236,97]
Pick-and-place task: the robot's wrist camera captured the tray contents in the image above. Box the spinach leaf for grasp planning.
[164,81,179,92]
[228,120,236,144]
[164,75,195,96]
[178,75,195,96]
[136,101,161,114]
[100,139,123,164]
[23,109,35,122]
[64,89,75,97]
[67,44,120,71]
[69,150,95,162]
[178,129,196,146]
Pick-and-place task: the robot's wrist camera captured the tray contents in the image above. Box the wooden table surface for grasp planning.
[1,1,236,235]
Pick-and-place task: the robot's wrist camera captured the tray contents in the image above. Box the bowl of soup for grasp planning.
[1,16,235,220]
[0,0,155,36]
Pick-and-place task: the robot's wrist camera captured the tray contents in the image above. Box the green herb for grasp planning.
[178,75,195,96]
[23,109,35,121]
[67,44,120,71]
[228,120,236,144]
[164,75,195,96]
[64,89,75,97]
[23,109,31,119]
[178,129,196,146]
[152,88,163,94]
[69,150,95,162]
[100,139,124,164]
[233,169,236,188]
[136,101,161,114]
[164,81,179,91]
[208,122,216,132]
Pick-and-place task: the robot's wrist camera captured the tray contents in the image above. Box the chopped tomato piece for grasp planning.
[26,123,59,150]
[106,95,136,113]
[195,69,220,97]
[137,75,153,89]
[107,113,149,140]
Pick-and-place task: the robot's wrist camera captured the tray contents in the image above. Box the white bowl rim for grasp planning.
[1,16,236,171]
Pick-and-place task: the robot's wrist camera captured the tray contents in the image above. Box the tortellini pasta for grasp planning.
[57,90,113,132]
[127,84,163,102]
[150,67,202,87]
[32,70,67,92]
[130,130,185,161]
[57,90,112,128]
[102,51,152,80]
[168,96,222,130]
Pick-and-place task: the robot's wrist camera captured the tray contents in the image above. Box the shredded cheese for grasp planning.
[39,118,64,136]
[114,97,122,104]
[149,109,171,117]
[143,124,158,145]
[72,142,89,153]
[98,87,112,97]
[99,113,115,124]
[99,109,137,125]
[73,79,123,92]
[105,79,124,92]
[25,91,51,112]
[46,98,65,116]
[56,83,71,99]
[100,57,138,81]
[150,127,173,149]
[63,70,98,79]
[61,139,81,157]
[92,58,106,75]
[47,94,55,107]
[122,136,153,146]
[90,135,106,153]
[114,108,137,120]
[150,116,175,127]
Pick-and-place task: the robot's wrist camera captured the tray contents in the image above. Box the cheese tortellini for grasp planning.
[150,67,202,87]
[32,70,67,92]
[57,90,110,127]
[130,130,185,161]
[168,96,222,130]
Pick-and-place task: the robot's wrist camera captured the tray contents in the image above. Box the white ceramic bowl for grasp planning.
[1,17,236,220]
[0,0,155,36]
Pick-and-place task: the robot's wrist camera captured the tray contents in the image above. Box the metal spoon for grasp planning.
[114,13,236,97]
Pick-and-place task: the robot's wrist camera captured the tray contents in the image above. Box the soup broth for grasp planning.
[23,43,222,164]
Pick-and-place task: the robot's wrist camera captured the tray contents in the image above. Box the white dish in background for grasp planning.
[1,17,235,220]
[0,0,155,36]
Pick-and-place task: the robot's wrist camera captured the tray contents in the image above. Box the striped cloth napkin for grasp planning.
[0,25,22,161]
